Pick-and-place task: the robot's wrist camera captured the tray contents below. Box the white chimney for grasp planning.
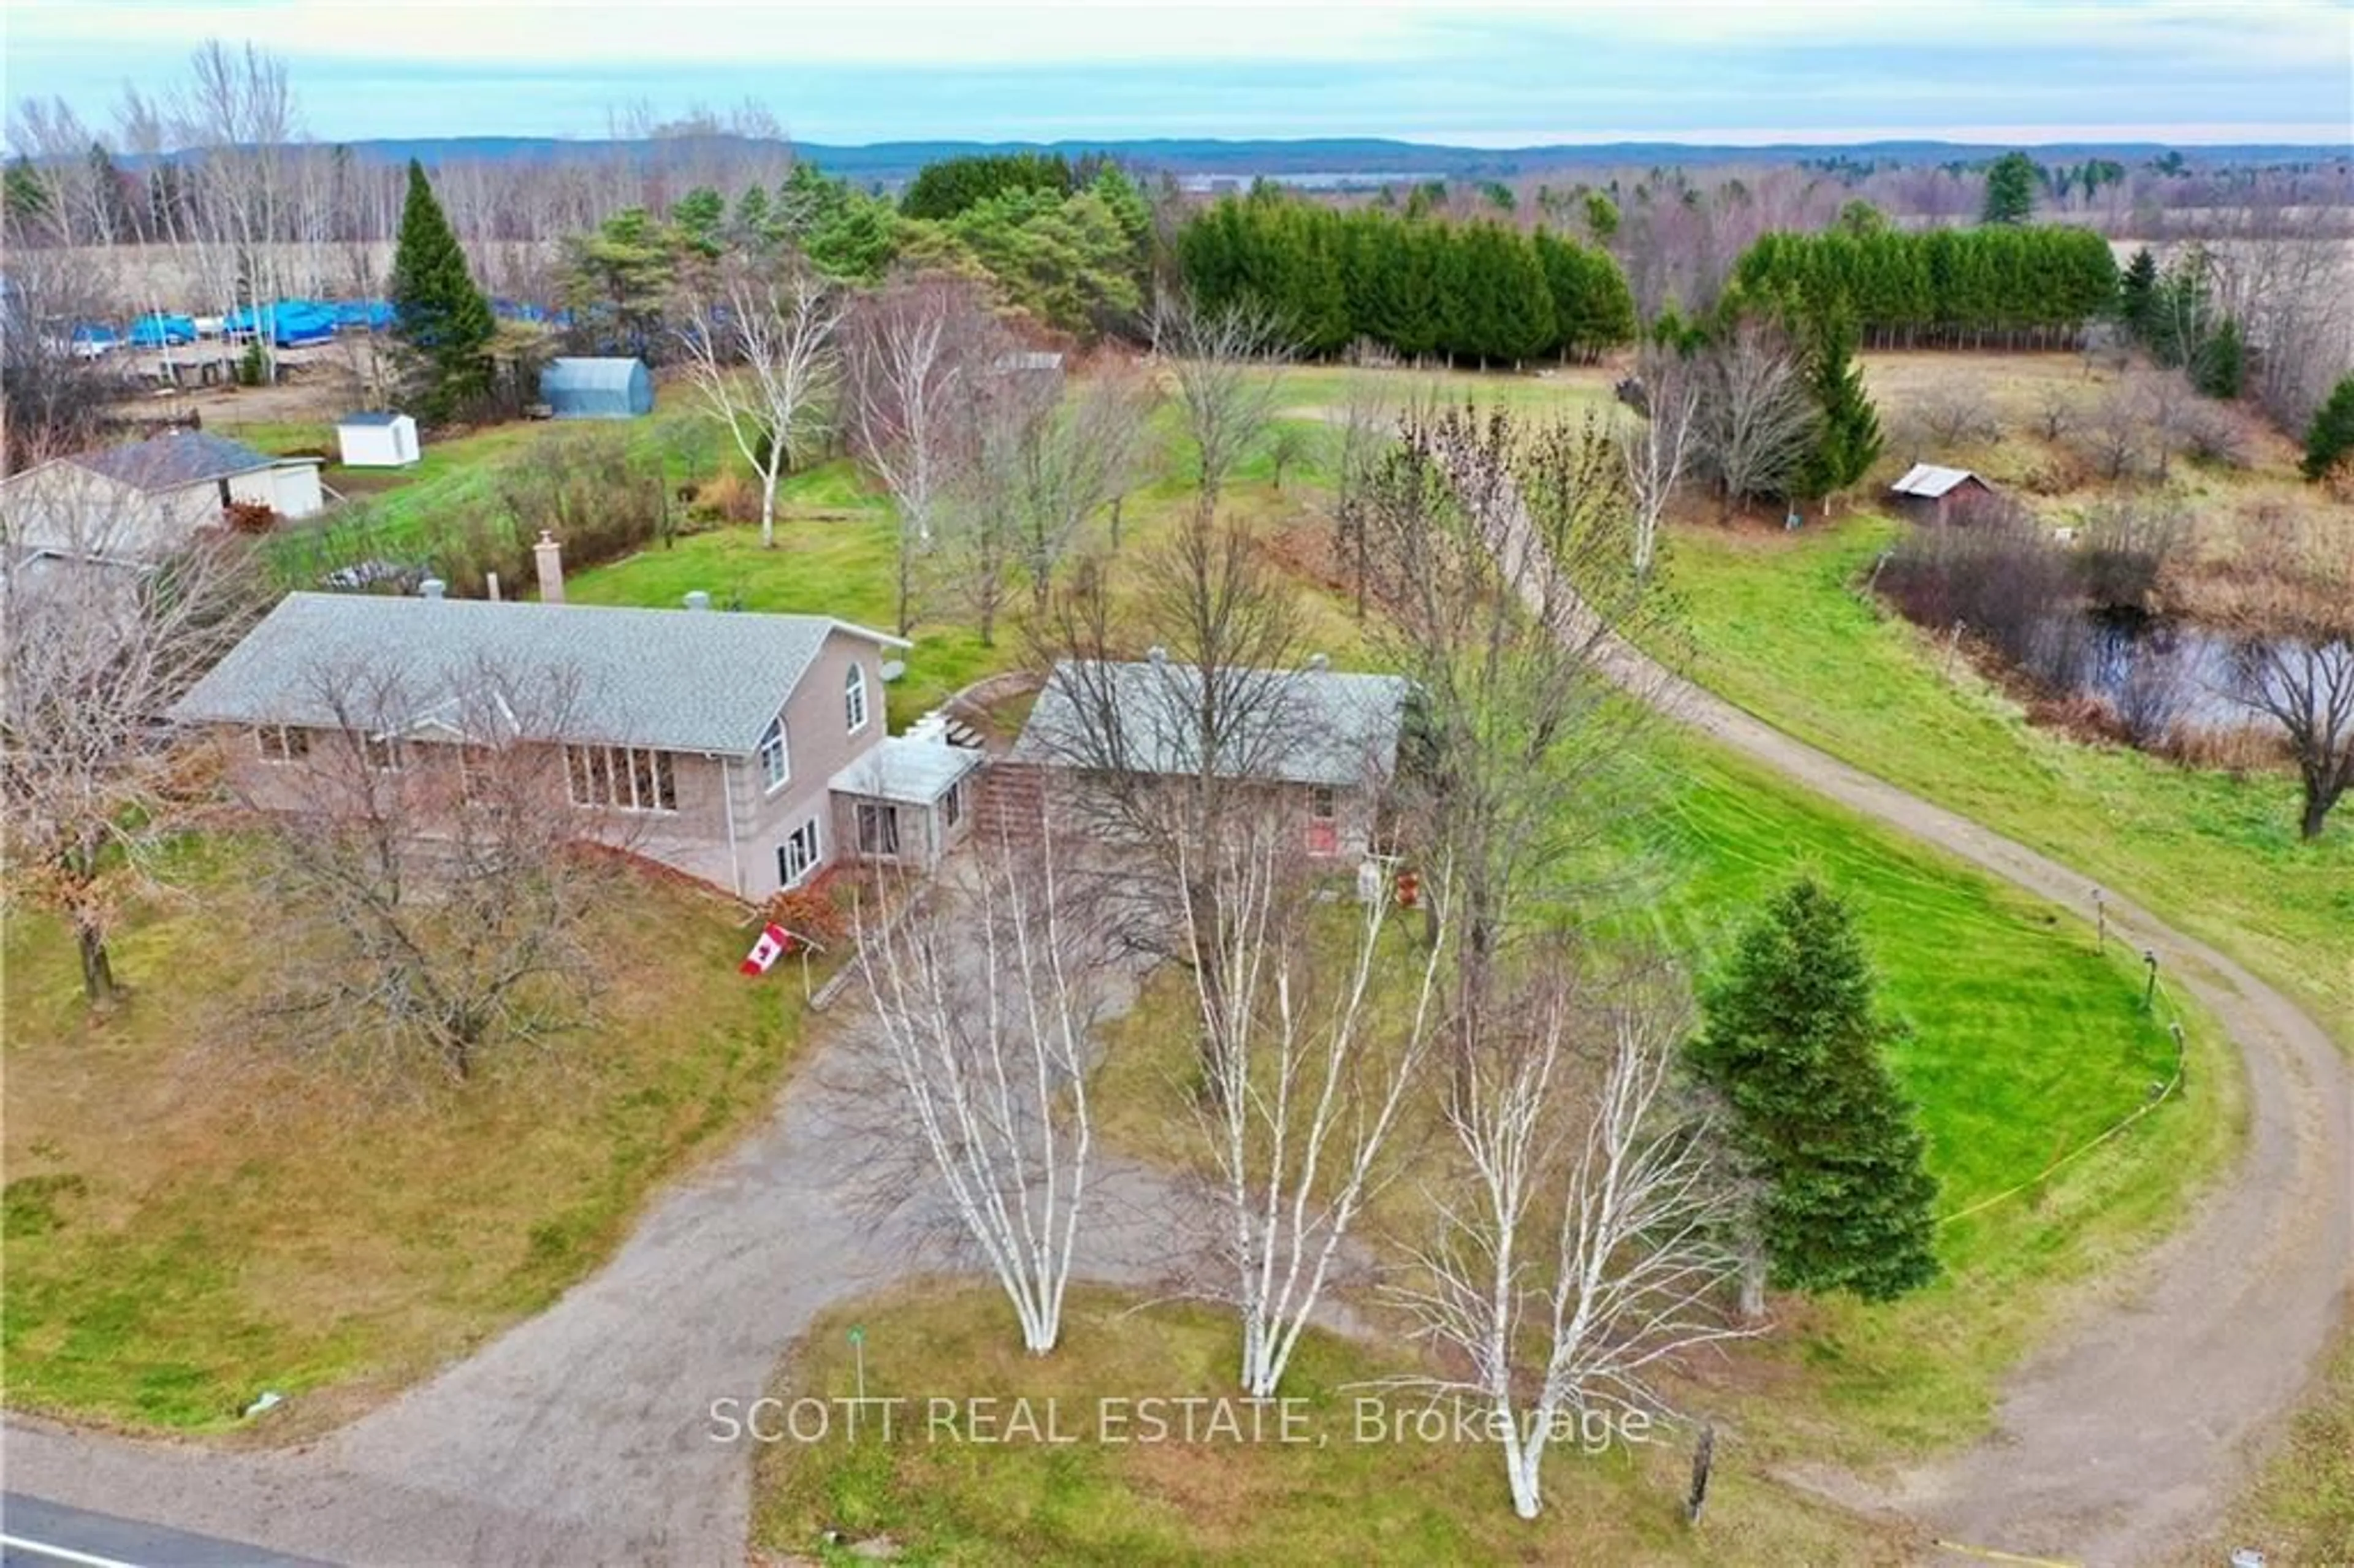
[533,530,565,604]
[486,571,501,603]
[1146,645,1168,665]
[1306,653,1329,672]
[684,590,712,611]
[419,577,446,599]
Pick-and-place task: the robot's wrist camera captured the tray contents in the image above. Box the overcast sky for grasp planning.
[7,0,2352,147]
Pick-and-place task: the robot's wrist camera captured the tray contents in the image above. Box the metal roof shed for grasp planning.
[541,357,653,419]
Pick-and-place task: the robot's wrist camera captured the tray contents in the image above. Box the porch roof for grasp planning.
[830,736,983,806]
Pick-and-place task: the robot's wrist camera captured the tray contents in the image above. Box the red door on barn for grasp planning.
[1305,786,1339,856]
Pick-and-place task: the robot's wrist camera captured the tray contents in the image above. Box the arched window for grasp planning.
[844,663,870,733]
[758,715,789,791]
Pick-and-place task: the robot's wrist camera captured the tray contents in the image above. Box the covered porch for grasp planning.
[828,731,985,873]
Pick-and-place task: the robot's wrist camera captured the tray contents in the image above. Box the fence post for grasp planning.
[2093,888,2106,952]
[2143,948,2159,1011]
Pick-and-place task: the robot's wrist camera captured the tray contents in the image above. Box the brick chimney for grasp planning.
[533,530,565,604]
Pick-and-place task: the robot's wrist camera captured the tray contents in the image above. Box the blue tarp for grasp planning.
[225,300,340,347]
[70,322,120,348]
[128,312,198,347]
[334,299,394,332]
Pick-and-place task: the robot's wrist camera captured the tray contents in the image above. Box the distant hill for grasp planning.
[318,134,2348,185]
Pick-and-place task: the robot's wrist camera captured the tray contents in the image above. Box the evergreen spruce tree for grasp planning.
[1688,877,1941,1304]
[1798,307,1882,503]
[2301,375,2354,481]
[2193,316,2244,400]
[1981,151,2038,225]
[389,159,494,424]
[2118,246,2159,344]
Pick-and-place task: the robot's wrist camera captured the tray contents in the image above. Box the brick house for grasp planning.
[170,589,981,899]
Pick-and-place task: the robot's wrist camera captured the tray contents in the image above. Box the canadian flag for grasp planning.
[741,923,794,975]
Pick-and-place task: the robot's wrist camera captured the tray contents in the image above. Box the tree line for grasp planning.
[1726,223,2120,349]
[1175,190,1637,365]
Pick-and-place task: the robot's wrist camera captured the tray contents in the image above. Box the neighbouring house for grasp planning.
[1002,654,1412,861]
[336,411,421,468]
[541,357,654,419]
[166,583,988,900]
[0,430,324,561]
[1889,463,1996,525]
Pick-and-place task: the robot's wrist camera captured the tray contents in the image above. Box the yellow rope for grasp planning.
[1931,1537,2083,1567]
[1937,976,2188,1228]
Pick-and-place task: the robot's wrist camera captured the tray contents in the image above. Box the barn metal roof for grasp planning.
[1890,463,1985,499]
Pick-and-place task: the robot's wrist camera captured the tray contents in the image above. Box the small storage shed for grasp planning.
[541,357,654,419]
[1889,463,1996,525]
[337,412,421,468]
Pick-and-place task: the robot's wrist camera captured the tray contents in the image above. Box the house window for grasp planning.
[565,744,677,812]
[758,717,790,793]
[777,817,823,887]
[362,734,405,774]
[256,726,310,764]
[943,778,962,828]
[844,664,869,733]
[1306,785,1339,857]
[856,801,901,858]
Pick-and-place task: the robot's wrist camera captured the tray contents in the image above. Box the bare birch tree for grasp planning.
[1152,291,1292,524]
[1617,350,1698,580]
[2,519,264,1004]
[1006,363,1159,614]
[1381,966,1750,1520]
[855,824,1116,1353]
[844,272,1005,633]
[1179,827,1452,1397]
[677,265,841,548]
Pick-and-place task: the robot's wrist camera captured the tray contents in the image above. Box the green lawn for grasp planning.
[753,1284,1902,1567]
[2,845,815,1433]
[1653,516,2353,1052]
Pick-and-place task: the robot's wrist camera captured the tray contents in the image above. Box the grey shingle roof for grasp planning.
[72,431,277,492]
[1010,659,1410,788]
[171,593,905,755]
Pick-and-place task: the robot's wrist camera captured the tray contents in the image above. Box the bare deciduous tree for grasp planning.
[248,657,622,1088]
[1152,291,1293,525]
[1327,373,1398,619]
[1366,406,1666,1025]
[1903,379,2002,450]
[1689,321,1812,519]
[1379,964,1750,1519]
[1006,362,1158,614]
[844,272,1005,633]
[1617,349,1698,579]
[856,823,1117,1353]
[1179,827,1452,1397]
[2,527,264,1003]
[677,265,842,548]
[2233,625,2354,842]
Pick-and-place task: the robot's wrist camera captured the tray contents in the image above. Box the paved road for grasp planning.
[1,1495,327,1568]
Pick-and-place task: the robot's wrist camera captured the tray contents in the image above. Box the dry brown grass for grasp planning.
[2,837,806,1434]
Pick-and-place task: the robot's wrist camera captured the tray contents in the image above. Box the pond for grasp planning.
[2054,614,2333,737]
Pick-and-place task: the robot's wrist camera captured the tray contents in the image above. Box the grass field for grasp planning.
[1655,514,2354,1051]
[753,1283,1905,1567]
[1,845,809,1433]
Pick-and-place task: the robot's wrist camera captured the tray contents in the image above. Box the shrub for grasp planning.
[1878,503,2076,679]
[222,499,279,535]
[2076,499,2188,617]
[761,883,849,952]
[2301,374,2354,481]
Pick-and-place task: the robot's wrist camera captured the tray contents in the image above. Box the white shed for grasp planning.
[336,412,421,468]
